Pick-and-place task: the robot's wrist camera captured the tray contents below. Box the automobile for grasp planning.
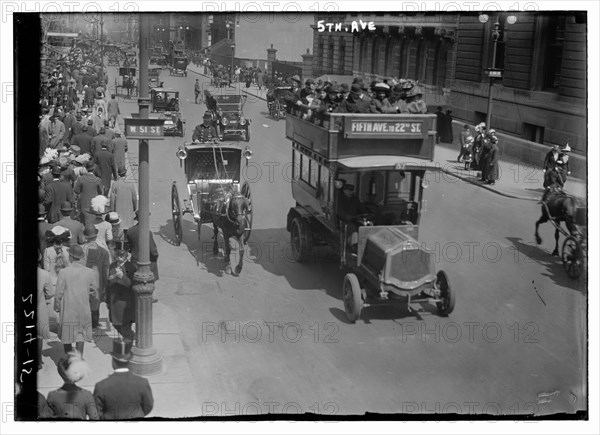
[205,92,250,142]
[163,111,184,137]
[151,87,179,112]
[170,56,188,77]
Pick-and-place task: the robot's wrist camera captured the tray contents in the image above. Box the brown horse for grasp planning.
[212,193,251,276]
[535,189,578,256]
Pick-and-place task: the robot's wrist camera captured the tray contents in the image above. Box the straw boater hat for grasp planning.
[106,212,121,226]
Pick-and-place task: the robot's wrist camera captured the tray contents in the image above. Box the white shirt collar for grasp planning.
[114,368,129,373]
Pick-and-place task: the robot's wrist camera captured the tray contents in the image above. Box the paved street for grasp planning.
[40,65,588,417]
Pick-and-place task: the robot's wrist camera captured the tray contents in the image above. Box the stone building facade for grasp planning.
[311,12,587,153]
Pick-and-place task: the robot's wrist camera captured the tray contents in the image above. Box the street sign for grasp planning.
[124,118,165,140]
[486,68,503,78]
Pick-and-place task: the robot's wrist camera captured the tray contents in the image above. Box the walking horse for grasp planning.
[534,185,578,256]
[211,190,251,276]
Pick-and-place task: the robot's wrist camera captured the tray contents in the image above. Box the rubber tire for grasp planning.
[343,273,362,323]
[436,271,455,316]
[290,217,312,263]
[171,182,183,246]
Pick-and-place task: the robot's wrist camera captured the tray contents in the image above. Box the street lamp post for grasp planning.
[100,15,104,86]
[479,13,516,130]
[130,13,163,376]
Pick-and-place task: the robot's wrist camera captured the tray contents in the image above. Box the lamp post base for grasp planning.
[130,346,163,376]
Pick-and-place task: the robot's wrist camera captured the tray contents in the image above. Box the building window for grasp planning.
[327,37,334,72]
[388,41,401,77]
[376,39,387,75]
[543,15,566,90]
[338,40,346,74]
[360,36,369,72]
[317,37,324,70]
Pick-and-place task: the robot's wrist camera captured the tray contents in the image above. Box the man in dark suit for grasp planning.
[44,166,74,224]
[334,84,375,114]
[93,340,154,419]
[52,201,85,244]
[71,125,94,155]
[94,142,117,196]
[86,119,97,138]
[91,127,113,156]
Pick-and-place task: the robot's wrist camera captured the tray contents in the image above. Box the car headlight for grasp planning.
[221,117,229,126]
[239,117,246,126]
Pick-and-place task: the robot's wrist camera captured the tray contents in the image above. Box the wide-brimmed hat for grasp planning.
[374,82,390,92]
[60,201,73,212]
[106,212,121,225]
[83,223,99,239]
[111,339,132,363]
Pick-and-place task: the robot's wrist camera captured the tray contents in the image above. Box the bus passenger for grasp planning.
[334,84,376,114]
[338,183,367,248]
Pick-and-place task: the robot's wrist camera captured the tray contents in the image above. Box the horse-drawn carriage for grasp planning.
[285,112,455,322]
[151,87,179,112]
[266,86,290,121]
[170,56,188,77]
[205,91,251,142]
[172,140,253,274]
[535,187,587,280]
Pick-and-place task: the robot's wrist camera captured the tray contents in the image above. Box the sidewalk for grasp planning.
[201,65,587,204]
[38,283,203,418]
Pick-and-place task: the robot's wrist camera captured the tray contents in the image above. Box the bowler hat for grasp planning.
[83,223,99,239]
[85,160,96,170]
[305,78,315,86]
[51,166,62,176]
[203,111,212,119]
[87,119,93,125]
[350,84,362,94]
[111,339,132,362]
[60,201,73,212]
[118,167,127,177]
[69,244,84,260]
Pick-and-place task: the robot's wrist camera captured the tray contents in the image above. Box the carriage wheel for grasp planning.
[562,236,584,279]
[241,182,253,243]
[274,100,281,121]
[171,182,183,246]
[290,217,312,262]
[343,273,363,323]
[435,270,455,316]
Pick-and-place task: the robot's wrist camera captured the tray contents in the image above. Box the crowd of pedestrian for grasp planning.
[36,38,156,420]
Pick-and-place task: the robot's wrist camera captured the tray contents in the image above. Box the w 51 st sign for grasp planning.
[124,118,165,140]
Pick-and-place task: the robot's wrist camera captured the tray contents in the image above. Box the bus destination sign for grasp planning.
[344,118,427,139]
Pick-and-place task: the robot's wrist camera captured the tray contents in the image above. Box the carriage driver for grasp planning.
[192,111,218,143]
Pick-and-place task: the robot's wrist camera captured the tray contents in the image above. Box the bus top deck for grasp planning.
[285,112,437,168]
